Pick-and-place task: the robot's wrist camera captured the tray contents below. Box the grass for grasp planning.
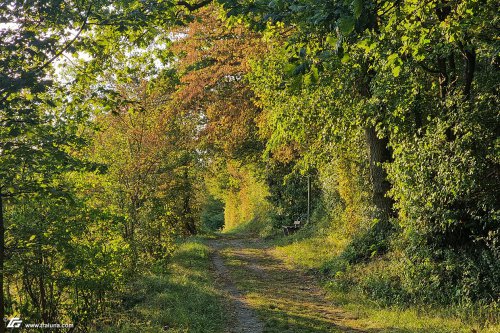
[96,238,228,333]
[323,288,499,333]
[223,216,274,238]
[93,228,499,333]
[272,226,349,270]
[265,228,500,333]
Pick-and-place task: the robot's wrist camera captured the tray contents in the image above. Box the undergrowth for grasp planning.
[95,238,228,333]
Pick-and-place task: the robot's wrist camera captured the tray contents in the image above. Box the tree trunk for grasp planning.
[365,126,395,222]
[0,192,5,333]
[129,193,139,270]
[356,61,395,223]
[437,56,448,100]
[344,0,396,231]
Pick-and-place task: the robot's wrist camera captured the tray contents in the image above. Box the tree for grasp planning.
[218,0,397,221]
[1,1,211,326]
[171,5,265,159]
[90,74,199,263]
[0,85,89,327]
[0,0,215,326]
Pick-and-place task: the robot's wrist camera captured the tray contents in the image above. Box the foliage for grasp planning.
[207,160,271,233]
[170,5,265,160]
[226,0,499,310]
[200,196,225,231]
[96,239,228,333]
[4,179,128,328]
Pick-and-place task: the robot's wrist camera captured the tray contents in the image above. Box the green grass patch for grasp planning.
[324,288,500,333]
[272,227,348,270]
[96,238,228,333]
[223,216,274,238]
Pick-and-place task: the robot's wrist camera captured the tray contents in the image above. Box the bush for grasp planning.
[399,240,500,306]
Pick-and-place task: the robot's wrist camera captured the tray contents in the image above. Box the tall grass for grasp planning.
[95,239,228,333]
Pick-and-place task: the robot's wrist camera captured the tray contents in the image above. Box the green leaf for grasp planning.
[310,65,319,82]
[284,63,296,76]
[387,53,399,65]
[337,16,355,35]
[352,0,363,19]
[326,35,338,47]
[392,65,401,77]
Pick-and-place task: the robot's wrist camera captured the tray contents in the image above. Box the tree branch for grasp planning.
[36,3,93,74]
[177,0,212,11]
[417,61,441,74]
[0,4,93,105]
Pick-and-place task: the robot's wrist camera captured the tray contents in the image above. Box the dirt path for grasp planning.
[208,237,367,333]
[210,239,265,333]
